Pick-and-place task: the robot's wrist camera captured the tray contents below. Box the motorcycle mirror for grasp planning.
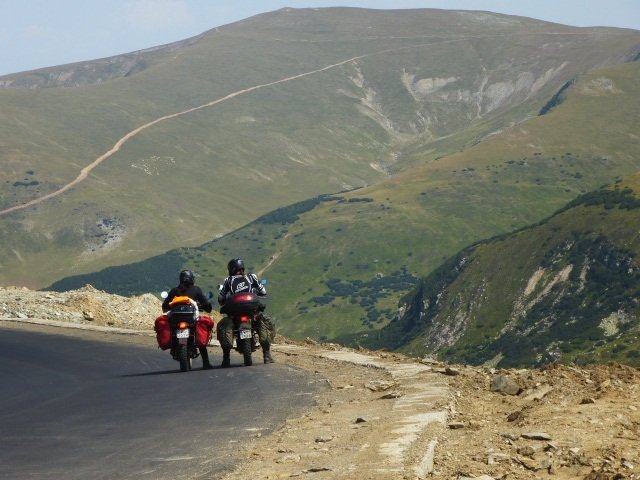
[160,291,168,299]
[260,279,268,286]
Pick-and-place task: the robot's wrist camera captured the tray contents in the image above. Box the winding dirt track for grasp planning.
[0,32,576,218]
[0,54,369,218]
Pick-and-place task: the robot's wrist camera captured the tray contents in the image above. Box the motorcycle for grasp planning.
[220,280,267,367]
[158,293,214,372]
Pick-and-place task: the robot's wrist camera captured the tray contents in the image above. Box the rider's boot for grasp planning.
[262,342,274,364]
[221,348,231,368]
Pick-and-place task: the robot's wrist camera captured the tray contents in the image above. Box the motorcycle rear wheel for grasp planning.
[240,338,253,366]
[178,345,191,372]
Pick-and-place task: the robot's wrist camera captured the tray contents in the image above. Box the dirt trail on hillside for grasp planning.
[0,30,582,219]
[0,56,367,218]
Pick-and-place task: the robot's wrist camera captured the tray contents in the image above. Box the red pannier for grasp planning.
[196,316,215,347]
[154,314,215,349]
[154,315,171,350]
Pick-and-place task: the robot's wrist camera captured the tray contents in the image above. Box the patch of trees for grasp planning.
[347,197,374,203]
[307,272,420,329]
[539,79,574,116]
[255,195,330,225]
[13,180,39,187]
[563,188,640,211]
[311,272,419,307]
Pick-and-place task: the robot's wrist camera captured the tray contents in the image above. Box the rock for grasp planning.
[513,456,538,471]
[517,445,537,457]
[445,367,461,376]
[522,432,552,441]
[545,442,559,452]
[540,458,555,474]
[487,453,511,464]
[275,454,301,463]
[420,356,440,365]
[580,397,596,404]
[379,391,403,399]
[521,385,553,401]
[365,380,396,391]
[507,410,525,422]
[448,422,465,429]
[490,375,522,395]
[354,417,367,423]
[314,435,334,443]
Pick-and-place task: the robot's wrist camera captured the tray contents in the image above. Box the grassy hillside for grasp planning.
[49,61,640,348]
[362,174,640,368]
[2,8,639,287]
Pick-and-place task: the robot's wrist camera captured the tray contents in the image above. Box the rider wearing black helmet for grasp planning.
[216,258,275,367]
[162,269,214,369]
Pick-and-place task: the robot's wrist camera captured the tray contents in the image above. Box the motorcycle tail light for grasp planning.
[179,321,189,329]
[236,294,254,302]
[240,315,251,323]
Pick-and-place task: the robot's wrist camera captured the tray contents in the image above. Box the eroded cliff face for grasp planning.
[345,59,571,143]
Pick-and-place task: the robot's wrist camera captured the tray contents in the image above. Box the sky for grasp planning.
[1,0,639,76]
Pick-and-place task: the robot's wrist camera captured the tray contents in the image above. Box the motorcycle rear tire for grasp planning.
[178,345,191,372]
[240,338,253,366]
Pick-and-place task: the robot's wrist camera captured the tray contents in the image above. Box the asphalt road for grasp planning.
[0,325,322,480]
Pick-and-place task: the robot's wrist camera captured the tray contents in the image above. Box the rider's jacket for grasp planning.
[218,273,266,305]
[162,284,212,313]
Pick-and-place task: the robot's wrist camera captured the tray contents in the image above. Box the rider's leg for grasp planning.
[216,317,233,367]
[257,314,275,363]
[199,346,213,369]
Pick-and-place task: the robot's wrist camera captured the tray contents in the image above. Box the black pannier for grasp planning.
[169,303,198,325]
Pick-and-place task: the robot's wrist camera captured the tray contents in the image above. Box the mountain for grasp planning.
[48,58,640,351]
[2,7,639,289]
[360,173,640,368]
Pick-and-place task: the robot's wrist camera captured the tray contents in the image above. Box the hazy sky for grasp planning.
[1,0,639,76]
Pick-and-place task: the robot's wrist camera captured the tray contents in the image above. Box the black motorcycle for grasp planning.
[167,300,200,372]
[223,291,264,366]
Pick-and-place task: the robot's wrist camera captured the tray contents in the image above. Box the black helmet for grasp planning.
[227,258,245,275]
[179,269,195,286]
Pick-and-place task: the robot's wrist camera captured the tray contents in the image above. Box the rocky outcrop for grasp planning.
[0,284,161,329]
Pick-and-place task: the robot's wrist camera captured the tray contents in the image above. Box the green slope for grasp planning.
[1,8,639,287]
[49,61,640,349]
[363,174,640,368]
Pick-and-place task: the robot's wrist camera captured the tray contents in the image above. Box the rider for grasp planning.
[163,269,214,370]
[217,258,275,367]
